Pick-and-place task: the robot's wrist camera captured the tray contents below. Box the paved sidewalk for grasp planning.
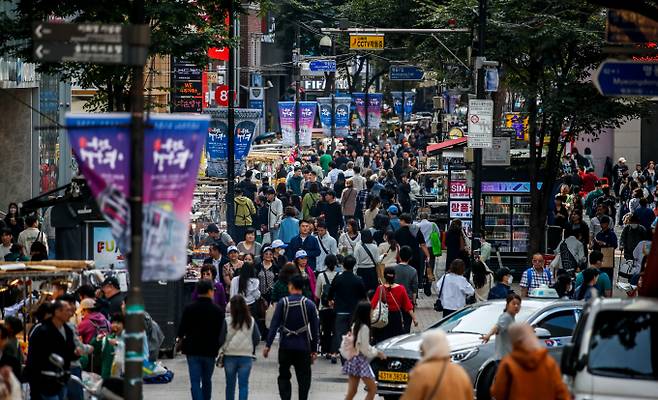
[144,290,441,400]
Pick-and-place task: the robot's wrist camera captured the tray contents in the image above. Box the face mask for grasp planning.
[277,248,285,255]
[630,224,639,229]
[507,276,513,285]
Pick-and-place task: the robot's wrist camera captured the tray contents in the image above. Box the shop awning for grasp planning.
[426,137,467,155]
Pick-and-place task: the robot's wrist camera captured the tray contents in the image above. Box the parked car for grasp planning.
[371,299,582,400]
[561,297,658,399]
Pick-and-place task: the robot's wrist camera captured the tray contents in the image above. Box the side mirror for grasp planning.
[561,343,575,376]
[534,327,552,339]
[49,353,65,369]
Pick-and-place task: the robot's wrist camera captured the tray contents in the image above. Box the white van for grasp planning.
[561,297,658,399]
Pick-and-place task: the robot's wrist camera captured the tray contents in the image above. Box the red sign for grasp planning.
[450,180,472,199]
[450,200,472,219]
[214,85,229,106]
[208,47,229,61]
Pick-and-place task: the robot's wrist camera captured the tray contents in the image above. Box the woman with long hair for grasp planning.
[378,230,399,269]
[192,264,227,311]
[339,219,361,255]
[343,301,386,400]
[341,179,358,222]
[363,197,380,230]
[230,263,261,308]
[469,260,493,302]
[575,268,599,301]
[4,203,23,242]
[220,295,260,400]
[334,172,346,199]
[445,219,466,268]
[481,293,522,362]
[370,267,417,343]
[354,229,381,293]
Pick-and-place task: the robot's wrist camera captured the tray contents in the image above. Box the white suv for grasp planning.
[561,297,658,399]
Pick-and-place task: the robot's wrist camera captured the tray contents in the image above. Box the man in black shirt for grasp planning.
[237,170,258,201]
[328,255,366,358]
[318,190,343,239]
[177,280,225,400]
[395,214,431,290]
[99,277,125,317]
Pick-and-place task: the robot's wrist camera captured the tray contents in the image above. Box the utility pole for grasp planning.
[364,55,369,140]
[330,38,336,152]
[294,24,301,148]
[125,0,145,398]
[401,84,406,131]
[227,3,236,235]
[472,0,487,256]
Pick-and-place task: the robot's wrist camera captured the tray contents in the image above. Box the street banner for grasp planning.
[278,101,296,146]
[367,93,383,129]
[298,101,317,147]
[352,92,366,127]
[278,101,315,147]
[66,113,210,281]
[317,96,352,138]
[203,108,262,177]
[391,91,415,121]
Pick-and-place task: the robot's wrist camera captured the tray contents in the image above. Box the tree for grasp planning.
[417,0,646,254]
[0,0,237,111]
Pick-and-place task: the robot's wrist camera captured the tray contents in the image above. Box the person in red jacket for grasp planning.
[370,267,418,343]
[490,323,570,400]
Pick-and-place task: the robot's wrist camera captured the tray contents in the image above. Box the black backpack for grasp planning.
[559,241,578,274]
[320,272,334,307]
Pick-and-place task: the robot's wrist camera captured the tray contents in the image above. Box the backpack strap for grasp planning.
[527,268,533,289]
[322,272,330,286]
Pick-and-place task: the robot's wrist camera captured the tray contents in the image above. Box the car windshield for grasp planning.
[588,310,658,380]
[428,302,539,335]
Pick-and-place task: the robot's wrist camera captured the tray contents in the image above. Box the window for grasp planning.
[536,310,577,337]
[588,311,657,380]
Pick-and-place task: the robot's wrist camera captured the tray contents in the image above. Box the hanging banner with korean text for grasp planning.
[298,101,317,147]
[317,97,351,138]
[203,108,262,177]
[317,97,333,136]
[351,92,366,127]
[66,113,210,281]
[278,101,296,146]
[367,93,383,129]
[391,91,415,121]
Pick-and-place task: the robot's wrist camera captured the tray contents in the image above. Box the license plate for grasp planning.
[378,371,408,382]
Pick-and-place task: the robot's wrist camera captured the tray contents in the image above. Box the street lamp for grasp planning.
[318,33,337,152]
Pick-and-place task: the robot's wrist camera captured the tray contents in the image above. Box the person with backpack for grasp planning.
[314,221,338,275]
[314,254,340,362]
[77,298,111,344]
[341,301,386,400]
[233,188,257,248]
[548,234,586,275]
[520,253,553,297]
[301,182,321,220]
[263,275,320,400]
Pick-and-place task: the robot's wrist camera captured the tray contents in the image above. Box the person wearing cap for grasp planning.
[387,205,401,231]
[286,220,322,273]
[266,187,284,244]
[270,239,289,266]
[293,250,316,299]
[223,246,244,291]
[77,298,111,345]
[613,156,628,186]
[99,277,125,317]
[202,223,235,250]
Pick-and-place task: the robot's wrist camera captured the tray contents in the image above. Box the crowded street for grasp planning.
[0,1,657,400]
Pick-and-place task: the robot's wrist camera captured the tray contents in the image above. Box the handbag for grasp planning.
[424,360,448,400]
[216,325,239,368]
[430,223,442,256]
[433,274,447,312]
[371,285,389,328]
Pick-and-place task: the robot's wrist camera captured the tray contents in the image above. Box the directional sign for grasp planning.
[594,59,658,96]
[389,65,424,81]
[33,22,149,65]
[349,34,384,51]
[309,59,336,72]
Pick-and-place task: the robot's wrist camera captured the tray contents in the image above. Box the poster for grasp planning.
[367,93,383,129]
[277,101,315,147]
[467,99,494,148]
[93,226,123,269]
[351,92,366,127]
[203,108,262,177]
[67,113,210,281]
[449,200,473,219]
[391,91,415,121]
[483,137,511,166]
[317,96,352,138]
[449,180,472,199]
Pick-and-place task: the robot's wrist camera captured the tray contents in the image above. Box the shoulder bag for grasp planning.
[424,360,448,400]
[216,324,239,368]
[371,285,389,328]
[433,274,447,312]
[362,244,385,284]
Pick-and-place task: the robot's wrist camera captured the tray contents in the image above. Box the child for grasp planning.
[343,301,386,400]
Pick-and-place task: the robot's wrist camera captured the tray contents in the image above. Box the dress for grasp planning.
[341,325,378,379]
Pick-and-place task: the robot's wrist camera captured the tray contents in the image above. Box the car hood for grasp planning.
[376,331,483,359]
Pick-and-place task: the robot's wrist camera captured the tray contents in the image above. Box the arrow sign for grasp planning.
[594,59,658,97]
[32,22,149,45]
[33,42,147,66]
[309,59,336,72]
[389,65,424,81]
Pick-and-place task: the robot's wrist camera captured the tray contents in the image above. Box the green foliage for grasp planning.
[0,0,237,111]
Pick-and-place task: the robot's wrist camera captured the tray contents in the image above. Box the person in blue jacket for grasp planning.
[286,219,322,271]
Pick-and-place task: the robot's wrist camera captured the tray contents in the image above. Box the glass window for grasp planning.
[588,311,657,380]
[429,302,539,335]
[536,310,577,337]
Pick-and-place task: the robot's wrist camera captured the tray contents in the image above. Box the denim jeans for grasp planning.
[223,356,253,400]
[187,355,216,400]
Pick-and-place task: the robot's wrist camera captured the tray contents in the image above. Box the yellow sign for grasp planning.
[349,34,384,50]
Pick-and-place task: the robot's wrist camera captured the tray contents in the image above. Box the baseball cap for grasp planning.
[101,276,120,289]
[618,157,626,163]
[227,245,239,253]
[206,223,220,233]
[271,239,288,249]
[80,298,97,310]
[295,250,308,259]
[387,205,399,215]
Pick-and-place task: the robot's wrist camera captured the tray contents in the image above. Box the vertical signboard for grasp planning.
[171,56,203,113]
[467,99,493,148]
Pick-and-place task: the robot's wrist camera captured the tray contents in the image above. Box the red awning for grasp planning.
[426,137,468,154]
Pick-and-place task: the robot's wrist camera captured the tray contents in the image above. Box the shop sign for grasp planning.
[450,200,472,219]
[349,34,384,50]
[483,137,511,166]
[450,180,472,199]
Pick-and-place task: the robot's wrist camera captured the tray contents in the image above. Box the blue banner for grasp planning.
[391,91,415,121]
[316,96,353,138]
[202,108,262,178]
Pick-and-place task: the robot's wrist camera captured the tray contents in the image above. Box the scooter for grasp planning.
[43,354,124,400]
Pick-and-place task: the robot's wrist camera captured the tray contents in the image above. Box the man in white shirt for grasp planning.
[0,229,13,260]
[344,161,355,179]
[17,214,48,255]
[327,162,341,187]
[266,187,283,243]
[351,166,366,192]
[314,221,338,273]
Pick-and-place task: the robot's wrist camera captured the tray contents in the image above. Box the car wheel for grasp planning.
[476,364,497,400]
[382,396,400,400]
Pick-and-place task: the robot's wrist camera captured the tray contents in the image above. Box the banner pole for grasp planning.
[227,4,236,233]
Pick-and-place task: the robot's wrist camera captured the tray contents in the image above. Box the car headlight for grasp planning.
[450,347,479,363]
